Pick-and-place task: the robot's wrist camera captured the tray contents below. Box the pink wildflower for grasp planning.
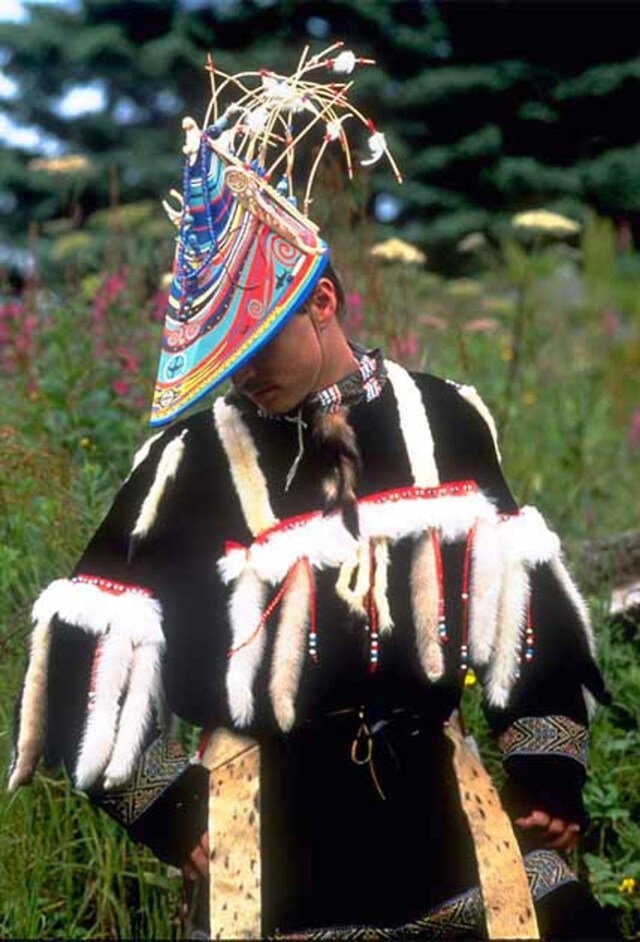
[112,379,131,397]
[627,408,640,449]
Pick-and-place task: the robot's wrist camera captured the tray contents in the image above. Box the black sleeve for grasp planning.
[10,409,238,864]
[421,374,608,828]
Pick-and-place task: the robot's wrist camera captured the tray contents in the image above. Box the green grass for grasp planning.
[1,211,639,937]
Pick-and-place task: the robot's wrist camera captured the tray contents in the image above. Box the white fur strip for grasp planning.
[218,491,495,586]
[128,430,164,477]
[131,429,188,541]
[8,616,52,791]
[226,569,269,727]
[214,398,276,536]
[411,531,444,681]
[385,360,439,486]
[102,642,163,789]
[373,539,394,635]
[74,632,133,789]
[468,518,503,666]
[32,579,164,645]
[485,560,531,708]
[269,562,311,732]
[549,555,596,659]
[498,506,561,565]
[455,384,502,464]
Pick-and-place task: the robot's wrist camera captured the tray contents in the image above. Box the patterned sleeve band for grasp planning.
[93,735,210,867]
[498,715,589,769]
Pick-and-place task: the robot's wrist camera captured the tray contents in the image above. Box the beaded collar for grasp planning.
[229,344,387,421]
[304,344,387,417]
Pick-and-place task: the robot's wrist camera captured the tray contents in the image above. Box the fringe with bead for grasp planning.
[269,559,313,732]
[372,538,394,635]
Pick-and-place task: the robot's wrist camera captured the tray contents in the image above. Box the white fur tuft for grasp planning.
[8,616,52,791]
[74,632,133,789]
[131,429,188,541]
[385,360,439,486]
[214,399,276,535]
[226,569,269,727]
[485,561,530,708]
[269,561,312,731]
[102,642,164,788]
[411,531,444,681]
[468,518,503,666]
[455,383,502,464]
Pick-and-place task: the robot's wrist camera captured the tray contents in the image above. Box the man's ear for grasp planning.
[308,277,337,330]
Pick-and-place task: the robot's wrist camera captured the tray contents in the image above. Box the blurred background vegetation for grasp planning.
[1,1,639,938]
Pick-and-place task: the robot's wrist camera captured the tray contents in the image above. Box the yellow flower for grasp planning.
[618,877,636,895]
[370,238,426,265]
[464,669,477,687]
[445,278,482,299]
[512,209,580,236]
[79,437,91,449]
[29,154,92,174]
[458,232,487,253]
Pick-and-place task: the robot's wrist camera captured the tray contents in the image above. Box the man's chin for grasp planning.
[251,388,303,415]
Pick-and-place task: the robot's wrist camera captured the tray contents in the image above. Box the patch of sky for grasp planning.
[0,0,79,23]
[113,98,143,125]
[0,112,62,153]
[54,81,105,119]
[374,193,402,224]
[0,73,18,99]
[305,16,330,39]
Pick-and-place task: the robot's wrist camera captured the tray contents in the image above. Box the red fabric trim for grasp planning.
[252,480,480,546]
[72,574,152,597]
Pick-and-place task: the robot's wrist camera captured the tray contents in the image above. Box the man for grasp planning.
[10,46,616,939]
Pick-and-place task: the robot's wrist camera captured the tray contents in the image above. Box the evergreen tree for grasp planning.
[1,0,640,271]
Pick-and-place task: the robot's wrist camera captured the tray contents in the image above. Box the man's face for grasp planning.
[232,310,322,414]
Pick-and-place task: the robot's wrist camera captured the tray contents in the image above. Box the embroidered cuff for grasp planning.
[499,715,588,769]
[93,736,209,867]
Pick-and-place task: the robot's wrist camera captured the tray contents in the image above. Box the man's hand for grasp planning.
[182,831,210,881]
[515,809,580,852]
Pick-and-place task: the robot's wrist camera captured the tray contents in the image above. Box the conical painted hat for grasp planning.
[150,44,402,426]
